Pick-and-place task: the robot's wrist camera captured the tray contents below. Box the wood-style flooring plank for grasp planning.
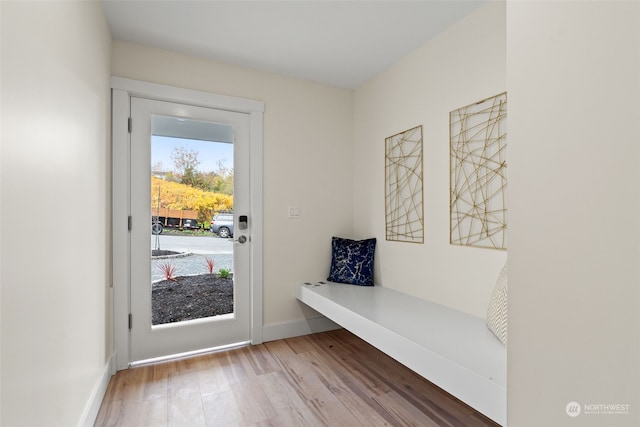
[216,348,278,425]
[375,390,444,427]
[202,390,241,427]
[166,359,207,427]
[256,370,325,427]
[263,340,365,426]
[138,399,169,427]
[295,350,398,426]
[302,333,393,398]
[348,338,488,427]
[282,334,317,355]
[95,330,500,427]
[196,353,231,396]
[239,343,281,376]
[143,363,169,403]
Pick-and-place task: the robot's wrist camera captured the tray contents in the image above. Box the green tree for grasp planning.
[169,146,233,194]
[171,145,201,187]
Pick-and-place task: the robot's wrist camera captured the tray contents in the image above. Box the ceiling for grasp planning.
[102,0,485,89]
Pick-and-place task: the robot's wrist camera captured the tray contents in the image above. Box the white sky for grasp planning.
[151,136,233,174]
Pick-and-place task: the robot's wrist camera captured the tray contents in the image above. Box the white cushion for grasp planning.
[487,263,508,346]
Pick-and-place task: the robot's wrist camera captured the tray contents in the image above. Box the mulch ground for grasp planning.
[152,274,233,325]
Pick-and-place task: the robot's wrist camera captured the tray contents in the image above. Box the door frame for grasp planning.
[111,77,264,370]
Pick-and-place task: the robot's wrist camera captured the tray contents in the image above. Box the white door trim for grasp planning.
[111,77,264,370]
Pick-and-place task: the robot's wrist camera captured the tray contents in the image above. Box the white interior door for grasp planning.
[129,96,251,362]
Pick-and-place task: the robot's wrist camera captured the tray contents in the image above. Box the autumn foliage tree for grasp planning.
[151,144,235,224]
[151,177,233,224]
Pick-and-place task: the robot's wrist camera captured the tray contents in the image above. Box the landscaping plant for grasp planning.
[205,257,215,274]
[157,261,178,281]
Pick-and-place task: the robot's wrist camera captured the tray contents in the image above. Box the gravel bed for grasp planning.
[151,253,232,282]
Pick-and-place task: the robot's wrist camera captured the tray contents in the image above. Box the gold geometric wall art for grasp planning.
[385,125,424,243]
[450,92,507,250]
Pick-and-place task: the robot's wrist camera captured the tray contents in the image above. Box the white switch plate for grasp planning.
[288,206,301,219]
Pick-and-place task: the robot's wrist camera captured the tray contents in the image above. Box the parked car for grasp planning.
[210,213,234,238]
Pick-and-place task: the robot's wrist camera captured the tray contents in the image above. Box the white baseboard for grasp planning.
[78,352,116,427]
[262,316,342,342]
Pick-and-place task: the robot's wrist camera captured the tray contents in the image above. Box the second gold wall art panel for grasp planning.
[450,93,507,250]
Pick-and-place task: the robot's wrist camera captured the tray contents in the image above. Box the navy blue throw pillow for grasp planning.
[327,237,376,286]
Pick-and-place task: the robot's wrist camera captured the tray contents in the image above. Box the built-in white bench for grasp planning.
[296,281,506,426]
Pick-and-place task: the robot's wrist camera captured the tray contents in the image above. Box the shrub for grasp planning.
[219,268,231,279]
[157,261,177,281]
[205,257,215,274]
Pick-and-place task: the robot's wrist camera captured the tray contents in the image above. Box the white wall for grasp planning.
[507,2,640,426]
[111,41,354,328]
[0,1,112,426]
[353,2,507,317]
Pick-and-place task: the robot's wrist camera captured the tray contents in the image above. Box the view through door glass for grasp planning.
[150,123,235,326]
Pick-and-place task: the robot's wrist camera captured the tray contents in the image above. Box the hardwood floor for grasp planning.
[95,329,499,427]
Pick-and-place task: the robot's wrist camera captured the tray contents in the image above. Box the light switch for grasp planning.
[288,206,301,219]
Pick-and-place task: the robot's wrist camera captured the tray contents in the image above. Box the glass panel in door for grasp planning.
[150,131,234,325]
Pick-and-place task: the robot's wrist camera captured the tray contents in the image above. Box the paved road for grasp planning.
[151,234,232,254]
[150,234,233,281]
